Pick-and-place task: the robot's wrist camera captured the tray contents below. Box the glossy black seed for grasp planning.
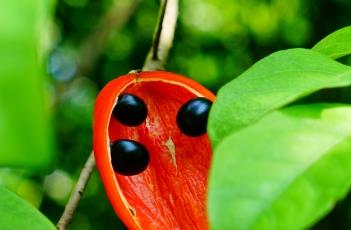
[176,97,213,137]
[112,93,147,126]
[110,139,150,176]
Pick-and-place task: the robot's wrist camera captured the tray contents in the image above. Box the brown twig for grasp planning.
[56,1,140,229]
[57,0,179,229]
[57,152,95,230]
[142,0,179,70]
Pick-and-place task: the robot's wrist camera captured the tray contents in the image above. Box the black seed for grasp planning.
[112,93,147,126]
[176,97,213,137]
[110,139,150,176]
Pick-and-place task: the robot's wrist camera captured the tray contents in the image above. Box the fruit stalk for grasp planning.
[142,0,179,71]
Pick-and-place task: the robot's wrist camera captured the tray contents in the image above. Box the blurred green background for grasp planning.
[1,0,351,229]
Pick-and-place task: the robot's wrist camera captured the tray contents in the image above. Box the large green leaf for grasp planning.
[208,104,351,230]
[0,0,54,169]
[312,26,351,59]
[208,48,351,147]
[0,186,55,230]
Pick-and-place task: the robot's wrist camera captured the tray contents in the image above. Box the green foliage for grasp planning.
[207,23,351,229]
[0,0,54,169]
[0,0,56,227]
[0,186,55,230]
[313,26,351,59]
[2,0,351,229]
[209,104,351,230]
[208,48,351,147]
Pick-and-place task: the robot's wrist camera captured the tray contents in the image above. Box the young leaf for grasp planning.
[312,26,351,59]
[0,0,55,169]
[208,48,351,147]
[208,104,351,230]
[0,186,55,230]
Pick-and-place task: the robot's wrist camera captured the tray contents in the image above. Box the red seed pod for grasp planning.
[93,71,215,229]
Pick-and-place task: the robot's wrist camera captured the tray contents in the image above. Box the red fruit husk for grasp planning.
[94,71,215,230]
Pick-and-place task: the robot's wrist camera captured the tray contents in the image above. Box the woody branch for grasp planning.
[57,0,179,229]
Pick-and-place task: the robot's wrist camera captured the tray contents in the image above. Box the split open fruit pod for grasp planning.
[93,71,215,229]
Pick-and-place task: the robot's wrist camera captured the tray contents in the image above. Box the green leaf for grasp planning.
[208,104,351,230]
[208,48,351,147]
[312,26,351,59]
[0,0,55,169]
[0,186,55,230]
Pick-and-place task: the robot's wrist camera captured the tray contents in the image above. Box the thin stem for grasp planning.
[56,1,140,229]
[142,0,179,71]
[57,152,95,230]
[57,0,179,229]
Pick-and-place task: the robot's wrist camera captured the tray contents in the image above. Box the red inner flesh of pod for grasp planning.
[109,81,211,229]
